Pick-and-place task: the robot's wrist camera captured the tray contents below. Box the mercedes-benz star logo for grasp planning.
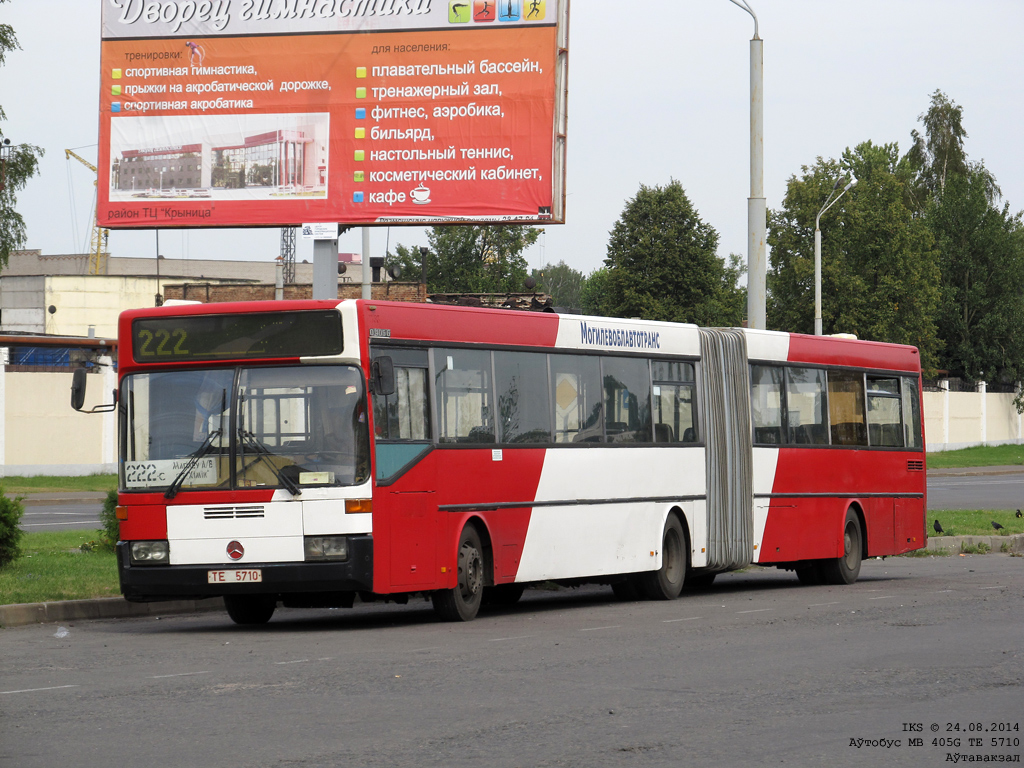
[227,541,244,560]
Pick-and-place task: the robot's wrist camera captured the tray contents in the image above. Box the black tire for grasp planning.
[795,564,824,585]
[639,515,687,600]
[224,594,277,625]
[432,525,486,622]
[483,583,525,607]
[686,571,717,590]
[821,510,863,585]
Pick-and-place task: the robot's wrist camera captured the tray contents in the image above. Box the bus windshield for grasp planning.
[120,365,370,493]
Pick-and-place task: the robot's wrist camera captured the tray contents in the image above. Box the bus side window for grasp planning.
[602,357,653,443]
[828,370,868,446]
[901,376,923,450]
[750,364,786,445]
[434,348,494,443]
[785,367,828,445]
[866,377,903,447]
[494,351,552,444]
[550,354,602,443]
[652,360,697,443]
[374,366,430,441]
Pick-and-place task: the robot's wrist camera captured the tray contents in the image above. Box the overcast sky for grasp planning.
[3,1,1022,280]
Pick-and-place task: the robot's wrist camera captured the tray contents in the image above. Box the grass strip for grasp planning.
[926,444,1024,469]
[1,475,117,495]
[0,530,118,606]
[926,509,1024,537]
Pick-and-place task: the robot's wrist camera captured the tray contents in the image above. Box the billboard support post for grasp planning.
[312,237,338,300]
[361,228,371,301]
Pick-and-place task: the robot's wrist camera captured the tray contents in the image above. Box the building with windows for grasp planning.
[112,128,322,193]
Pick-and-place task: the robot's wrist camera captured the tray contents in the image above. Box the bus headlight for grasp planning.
[130,540,170,565]
[304,536,348,562]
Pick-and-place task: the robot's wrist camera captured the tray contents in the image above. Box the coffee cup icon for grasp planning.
[411,185,431,204]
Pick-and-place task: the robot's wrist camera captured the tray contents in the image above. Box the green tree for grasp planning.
[767,142,941,369]
[908,89,998,206]
[579,267,612,316]
[532,260,584,309]
[903,89,1024,383]
[603,180,745,326]
[391,225,539,294]
[931,166,1024,383]
[0,6,44,270]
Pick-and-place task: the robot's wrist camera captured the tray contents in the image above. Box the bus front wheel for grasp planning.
[821,511,863,585]
[224,594,277,625]
[432,525,485,622]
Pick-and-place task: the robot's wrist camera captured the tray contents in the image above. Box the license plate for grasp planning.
[207,569,262,584]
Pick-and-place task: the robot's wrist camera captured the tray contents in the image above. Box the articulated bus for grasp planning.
[77,299,927,624]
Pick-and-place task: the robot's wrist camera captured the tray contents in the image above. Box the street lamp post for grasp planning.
[728,0,765,330]
[814,176,856,335]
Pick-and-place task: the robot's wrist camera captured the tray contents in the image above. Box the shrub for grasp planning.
[0,486,25,568]
[100,489,119,550]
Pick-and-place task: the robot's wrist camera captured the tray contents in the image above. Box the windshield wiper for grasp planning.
[237,429,302,496]
[164,429,222,500]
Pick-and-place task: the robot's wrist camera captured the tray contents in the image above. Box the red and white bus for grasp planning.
[78,299,926,624]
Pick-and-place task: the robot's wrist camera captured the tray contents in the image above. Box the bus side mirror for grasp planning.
[71,367,118,413]
[71,368,87,411]
[372,356,395,396]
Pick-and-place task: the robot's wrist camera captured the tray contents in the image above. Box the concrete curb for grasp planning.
[5,492,108,507]
[925,533,1024,553]
[0,597,225,629]
[926,465,1024,477]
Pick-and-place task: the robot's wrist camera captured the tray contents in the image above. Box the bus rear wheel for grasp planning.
[224,594,277,625]
[432,525,485,622]
[639,515,687,600]
[821,511,863,585]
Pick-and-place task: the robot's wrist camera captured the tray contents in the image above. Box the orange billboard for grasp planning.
[98,0,569,228]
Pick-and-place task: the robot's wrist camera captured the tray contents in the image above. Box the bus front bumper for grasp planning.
[116,535,374,602]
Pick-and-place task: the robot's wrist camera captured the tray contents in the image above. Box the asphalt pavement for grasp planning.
[2,556,1022,768]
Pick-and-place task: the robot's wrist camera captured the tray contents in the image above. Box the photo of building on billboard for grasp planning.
[108,113,329,201]
[96,0,569,228]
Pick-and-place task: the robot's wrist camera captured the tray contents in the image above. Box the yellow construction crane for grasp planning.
[65,149,110,275]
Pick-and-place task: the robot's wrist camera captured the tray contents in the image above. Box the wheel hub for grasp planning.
[459,542,482,598]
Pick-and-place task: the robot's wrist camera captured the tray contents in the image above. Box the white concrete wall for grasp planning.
[0,358,116,476]
[923,384,1022,452]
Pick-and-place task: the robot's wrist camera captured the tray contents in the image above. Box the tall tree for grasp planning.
[390,225,538,294]
[931,165,1024,383]
[603,180,745,326]
[531,260,584,309]
[768,142,941,369]
[0,3,43,270]
[579,267,612,316]
[907,89,968,197]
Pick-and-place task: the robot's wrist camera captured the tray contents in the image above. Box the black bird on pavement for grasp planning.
[933,520,944,534]
[992,521,1005,531]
